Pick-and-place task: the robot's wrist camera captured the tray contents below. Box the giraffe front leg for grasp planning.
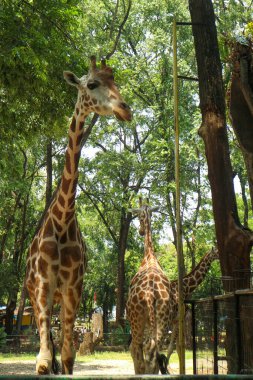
[35,288,54,374]
[60,289,79,374]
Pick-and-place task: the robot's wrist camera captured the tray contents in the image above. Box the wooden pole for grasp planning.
[173,17,185,374]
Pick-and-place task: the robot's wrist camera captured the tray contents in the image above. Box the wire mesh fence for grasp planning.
[190,290,253,375]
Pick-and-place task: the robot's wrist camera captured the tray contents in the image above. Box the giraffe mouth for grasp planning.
[114,103,132,122]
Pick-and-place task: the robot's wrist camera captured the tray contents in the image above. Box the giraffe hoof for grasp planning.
[37,364,50,375]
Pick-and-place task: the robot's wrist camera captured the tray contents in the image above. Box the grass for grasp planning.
[0,352,35,361]
[76,350,132,362]
[0,350,193,364]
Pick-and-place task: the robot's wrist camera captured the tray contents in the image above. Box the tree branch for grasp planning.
[106,0,132,59]
[78,184,118,246]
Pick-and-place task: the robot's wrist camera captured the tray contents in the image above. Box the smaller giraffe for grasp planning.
[126,200,219,374]
[126,198,177,374]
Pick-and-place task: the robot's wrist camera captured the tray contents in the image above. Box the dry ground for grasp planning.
[0,358,134,376]
[0,357,193,376]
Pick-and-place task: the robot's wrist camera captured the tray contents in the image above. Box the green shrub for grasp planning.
[0,327,7,348]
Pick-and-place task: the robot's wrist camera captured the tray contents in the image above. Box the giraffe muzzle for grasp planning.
[114,102,132,121]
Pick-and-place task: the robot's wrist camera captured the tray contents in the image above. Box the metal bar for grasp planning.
[213,299,218,374]
[235,293,242,374]
[173,17,185,375]
[190,301,197,375]
[2,376,253,380]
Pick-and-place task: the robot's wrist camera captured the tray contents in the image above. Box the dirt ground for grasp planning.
[0,358,187,376]
[0,358,133,376]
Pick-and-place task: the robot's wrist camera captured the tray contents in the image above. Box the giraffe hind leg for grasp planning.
[143,337,159,374]
[157,352,169,374]
[50,330,60,374]
[130,341,145,374]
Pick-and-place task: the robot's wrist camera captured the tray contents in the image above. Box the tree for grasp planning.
[1,0,250,341]
[189,0,253,372]
[229,37,253,206]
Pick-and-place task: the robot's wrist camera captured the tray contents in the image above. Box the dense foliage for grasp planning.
[0,0,252,328]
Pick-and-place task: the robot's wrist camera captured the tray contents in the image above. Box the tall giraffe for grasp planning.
[26,56,131,375]
[126,200,219,374]
[126,198,177,374]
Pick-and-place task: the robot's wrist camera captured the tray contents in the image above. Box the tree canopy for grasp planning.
[0,0,253,329]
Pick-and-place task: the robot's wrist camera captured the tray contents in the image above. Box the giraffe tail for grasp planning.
[50,330,61,374]
[157,352,169,374]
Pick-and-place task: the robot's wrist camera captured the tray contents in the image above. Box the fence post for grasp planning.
[213,298,218,374]
[191,301,197,375]
[173,16,185,375]
[235,293,242,373]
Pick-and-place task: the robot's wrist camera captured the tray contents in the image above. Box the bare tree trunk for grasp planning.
[189,0,253,373]
[0,195,21,263]
[45,139,53,208]
[16,284,27,333]
[189,0,253,288]
[5,240,20,334]
[229,40,253,208]
[116,209,131,326]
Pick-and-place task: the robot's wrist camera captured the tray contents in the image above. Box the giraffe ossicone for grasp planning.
[26,56,131,375]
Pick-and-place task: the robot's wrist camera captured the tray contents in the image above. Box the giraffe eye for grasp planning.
[87,80,100,90]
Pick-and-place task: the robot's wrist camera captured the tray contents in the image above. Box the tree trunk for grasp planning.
[0,194,21,263]
[243,152,253,206]
[189,0,253,373]
[229,40,253,207]
[5,295,17,335]
[16,284,28,333]
[189,0,253,289]
[102,287,110,334]
[5,245,20,334]
[115,210,131,326]
[45,140,53,208]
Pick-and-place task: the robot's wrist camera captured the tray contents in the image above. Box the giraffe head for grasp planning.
[129,197,159,236]
[63,56,132,121]
[209,247,219,260]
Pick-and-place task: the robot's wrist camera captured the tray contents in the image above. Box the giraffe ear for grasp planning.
[63,71,81,87]
[150,206,159,212]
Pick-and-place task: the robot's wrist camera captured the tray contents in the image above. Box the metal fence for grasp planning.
[1,334,39,353]
[190,289,253,375]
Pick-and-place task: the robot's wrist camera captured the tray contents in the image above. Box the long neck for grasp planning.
[52,104,89,224]
[144,218,155,259]
[182,252,215,296]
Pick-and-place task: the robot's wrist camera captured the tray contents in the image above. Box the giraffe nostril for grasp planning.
[120,102,130,110]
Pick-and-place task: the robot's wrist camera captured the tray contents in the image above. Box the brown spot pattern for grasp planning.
[58,194,65,208]
[68,219,76,241]
[70,117,76,132]
[40,240,59,260]
[43,218,54,238]
[38,256,48,278]
[61,176,71,195]
[60,270,70,280]
[65,151,71,175]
